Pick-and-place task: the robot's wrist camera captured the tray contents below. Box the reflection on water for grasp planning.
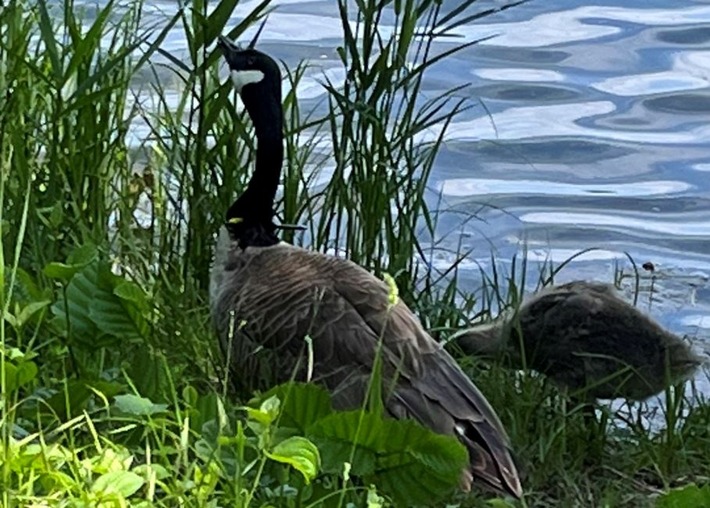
[657,26,710,45]
[79,0,710,404]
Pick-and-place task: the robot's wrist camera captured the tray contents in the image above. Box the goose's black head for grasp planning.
[217,36,282,127]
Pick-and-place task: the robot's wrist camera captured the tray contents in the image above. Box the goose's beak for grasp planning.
[217,35,247,72]
[217,35,238,52]
[218,16,267,59]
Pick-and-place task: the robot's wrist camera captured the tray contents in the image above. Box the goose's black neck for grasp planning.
[226,80,284,249]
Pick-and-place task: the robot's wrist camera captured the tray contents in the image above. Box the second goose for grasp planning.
[453,280,702,401]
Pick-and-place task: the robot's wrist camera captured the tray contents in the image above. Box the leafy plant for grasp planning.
[252,382,467,506]
[1,348,39,396]
[49,246,151,350]
[658,484,710,508]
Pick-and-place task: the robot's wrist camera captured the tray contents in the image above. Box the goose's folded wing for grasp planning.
[328,255,522,497]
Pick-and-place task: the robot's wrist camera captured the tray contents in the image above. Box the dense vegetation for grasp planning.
[1,0,709,505]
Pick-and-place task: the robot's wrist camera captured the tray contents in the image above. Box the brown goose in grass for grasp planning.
[208,34,522,498]
[453,281,703,402]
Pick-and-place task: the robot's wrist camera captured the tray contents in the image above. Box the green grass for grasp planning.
[2,0,709,506]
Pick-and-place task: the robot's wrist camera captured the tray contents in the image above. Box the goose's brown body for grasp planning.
[210,234,521,496]
[455,281,702,401]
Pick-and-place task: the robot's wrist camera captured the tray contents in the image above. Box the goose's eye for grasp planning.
[247,56,256,66]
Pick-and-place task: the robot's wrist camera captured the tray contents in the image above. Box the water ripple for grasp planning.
[451,5,710,48]
[520,211,710,237]
[419,102,710,144]
[592,70,709,97]
[438,179,692,198]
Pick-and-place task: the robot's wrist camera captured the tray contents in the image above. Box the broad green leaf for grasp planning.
[20,442,72,471]
[45,380,93,419]
[114,280,148,310]
[193,463,220,498]
[42,470,77,493]
[9,267,46,302]
[15,361,38,388]
[244,407,274,427]
[130,502,155,508]
[67,244,99,266]
[90,447,134,474]
[367,486,386,508]
[113,394,167,416]
[261,394,281,419]
[658,484,710,508]
[183,385,199,407]
[129,347,171,404]
[487,499,517,508]
[265,436,321,484]
[308,411,467,506]
[133,463,170,481]
[44,245,98,280]
[190,391,221,433]
[3,363,19,393]
[44,262,82,280]
[371,421,467,506]
[90,380,126,400]
[307,411,379,477]
[49,202,64,228]
[91,470,144,497]
[44,380,125,419]
[91,266,149,340]
[16,300,51,328]
[51,261,102,345]
[6,348,30,361]
[245,394,281,427]
[256,382,334,433]
[0,359,37,393]
[3,312,17,328]
[52,259,149,348]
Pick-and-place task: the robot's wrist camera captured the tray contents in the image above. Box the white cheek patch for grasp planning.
[230,69,265,92]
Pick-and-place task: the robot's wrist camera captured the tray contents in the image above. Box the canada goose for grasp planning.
[209,34,522,498]
[453,281,703,402]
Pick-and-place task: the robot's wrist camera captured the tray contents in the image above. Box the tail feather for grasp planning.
[389,371,522,499]
[457,422,523,498]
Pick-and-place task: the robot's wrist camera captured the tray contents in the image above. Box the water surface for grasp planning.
[82,0,710,402]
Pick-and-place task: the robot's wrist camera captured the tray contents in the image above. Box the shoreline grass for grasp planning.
[2,0,709,506]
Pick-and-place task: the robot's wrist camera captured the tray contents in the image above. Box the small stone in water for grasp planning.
[642,261,655,272]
